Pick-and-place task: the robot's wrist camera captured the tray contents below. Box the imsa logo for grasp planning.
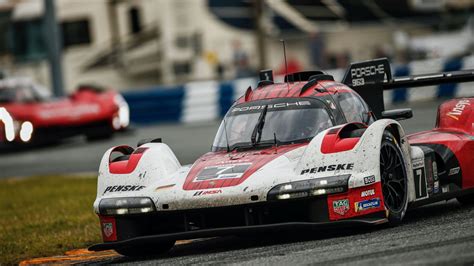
[193,189,222,196]
[447,99,470,120]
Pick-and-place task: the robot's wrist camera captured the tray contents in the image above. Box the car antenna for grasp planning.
[280,39,290,92]
[222,118,231,153]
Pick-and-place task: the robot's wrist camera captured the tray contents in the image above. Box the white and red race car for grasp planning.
[90,58,474,257]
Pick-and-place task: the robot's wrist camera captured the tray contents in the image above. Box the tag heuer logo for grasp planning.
[103,222,114,238]
[333,199,349,215]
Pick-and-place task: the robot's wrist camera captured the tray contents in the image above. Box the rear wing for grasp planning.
[341,58,474,118]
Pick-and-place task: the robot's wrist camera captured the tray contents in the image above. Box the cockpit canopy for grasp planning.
[212,98,334,151]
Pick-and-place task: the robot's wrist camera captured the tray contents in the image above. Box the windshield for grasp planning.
[212,98,333,151]
[0,84,45,103]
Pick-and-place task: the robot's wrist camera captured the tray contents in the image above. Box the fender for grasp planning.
[296,119,415,202]
[320,123,367,154]
[93,142,181,213]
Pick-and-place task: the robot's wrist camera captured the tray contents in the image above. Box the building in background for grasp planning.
[0,0,471,93]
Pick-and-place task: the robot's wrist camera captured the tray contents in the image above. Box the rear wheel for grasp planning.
[115,240,175,257]
[380,132,408,225]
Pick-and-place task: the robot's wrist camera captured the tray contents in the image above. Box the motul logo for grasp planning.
[447,99,470,120]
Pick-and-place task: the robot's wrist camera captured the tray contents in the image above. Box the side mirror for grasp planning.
[381,108,413,121]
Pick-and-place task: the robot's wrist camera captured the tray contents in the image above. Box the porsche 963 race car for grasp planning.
[90,58,474,256]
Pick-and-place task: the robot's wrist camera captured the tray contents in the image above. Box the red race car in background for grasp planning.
[0,77,129,145]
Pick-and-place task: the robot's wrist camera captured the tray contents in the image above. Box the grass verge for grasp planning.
[0,175,101,265]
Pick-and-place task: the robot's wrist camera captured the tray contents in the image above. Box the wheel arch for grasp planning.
[358,119,415,203]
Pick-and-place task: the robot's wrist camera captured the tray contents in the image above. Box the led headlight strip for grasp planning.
[99,197,156,215]
[267,174,350,200]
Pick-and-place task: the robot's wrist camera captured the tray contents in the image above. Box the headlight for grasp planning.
[19,121,33,142]
[114,94,129,128]
[267,175,350,201]
[99,197,155,215]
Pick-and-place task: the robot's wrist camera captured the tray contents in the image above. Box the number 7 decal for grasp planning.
[414,168,427,199]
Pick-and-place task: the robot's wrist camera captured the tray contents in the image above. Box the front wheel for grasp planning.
[380,132,408,225]
[115,240,175,257]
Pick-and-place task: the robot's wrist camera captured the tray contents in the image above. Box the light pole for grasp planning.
[44,0,64,96]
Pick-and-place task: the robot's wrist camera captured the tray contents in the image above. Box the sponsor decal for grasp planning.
[350,64,385,86]
[232,101,311,112]
[433,162,439,181]
[103,185,145,194]
[363,176,376,185]
[412,158,424,169]
[434,181,440,193]
[351,64,385,79]
[300,163,354,175]
[355,198,380,212]
[361,189,375,197]
[414,168,428,199]
[193,189,223,196]
[332,199,350,215]
[196,163,251,181]
[103,223,113,238]
[446,99,470,120]
[100,216,117,241]
[38,104,100,119]
[448,167,460,176]
[442,185,449,193]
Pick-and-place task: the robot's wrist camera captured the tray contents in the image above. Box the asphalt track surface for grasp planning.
[5,99,474,265]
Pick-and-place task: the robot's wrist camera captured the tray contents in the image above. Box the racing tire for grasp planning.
[380,131,409,226]
[114,240,175,257]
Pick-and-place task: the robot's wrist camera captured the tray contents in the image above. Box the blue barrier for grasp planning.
[218,81,234,117]
[122,56,473,124]
[392,64,410,103]
[438,57,463,98]
[122,86,185,124]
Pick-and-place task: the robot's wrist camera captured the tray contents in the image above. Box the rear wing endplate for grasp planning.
[341,58,474,118]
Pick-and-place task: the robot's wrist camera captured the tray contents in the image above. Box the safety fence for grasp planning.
[122,55,474,124]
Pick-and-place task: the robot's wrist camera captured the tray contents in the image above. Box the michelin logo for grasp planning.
[355,198,380,212]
